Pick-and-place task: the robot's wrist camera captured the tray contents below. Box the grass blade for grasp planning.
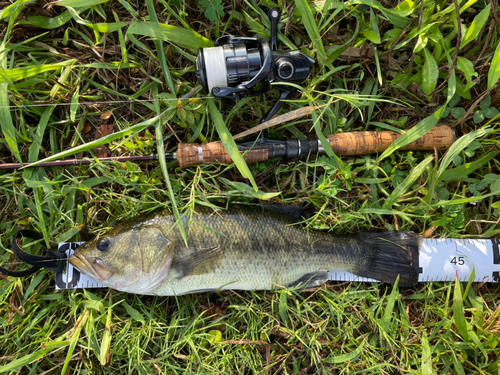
[220,178,281,200]
[126,22,213,52]
[23,272,46,302]
[325,338,366,364]
[0,82,21,163]
[145,0,175,95]
[451,350,466,375]
[22,111,170,168]
[28,105,56,162]
[358,208,415,221]
[55,225,82,243]
[70,86,79,122]
[424,126,492,204]
[311,100,345,169]
[0,43,22,162]
[87,22,129,33]
[100,294,113,366]
[440,151,500,181]
[487,40,500,90]
[0,59,78,83]
[294,0,327,66]
[462,266,488,361]
[18,9,76,29]
[279,291,288,324]
[56,0,110,6]
[349,0,411,28]
[436,127,492,179]
[113,11,128,63]
[122,302,146,324]
[453,274,470,342]
[460,4,491,49]
[0,341,70,373]
[422,47,438,95]
[421,331,433,375]
[435,190,499,207]
[153,88,187,246]
[26,171,51,246]
[383,154,434,209]
[207,99,257,191]
[377,105,445,161]
[80,62,139,69]
[61,310,89,375]
[381,276,399,333]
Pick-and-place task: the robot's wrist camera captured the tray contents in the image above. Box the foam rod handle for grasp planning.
[177,141,269,167]
[327,125,455,156]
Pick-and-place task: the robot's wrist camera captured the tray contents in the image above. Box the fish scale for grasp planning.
[69,205,421,295]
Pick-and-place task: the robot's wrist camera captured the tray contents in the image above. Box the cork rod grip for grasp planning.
[327,125,455,156]
[177,141,269,167]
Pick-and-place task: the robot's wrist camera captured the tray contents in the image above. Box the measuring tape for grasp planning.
[330,238,500,284]
[55,239,500,290]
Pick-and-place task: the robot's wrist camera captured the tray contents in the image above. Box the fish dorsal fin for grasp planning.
[287,271,329,289]
[263,205,312,222]
[138,227,174,275]
[172,246,223,279]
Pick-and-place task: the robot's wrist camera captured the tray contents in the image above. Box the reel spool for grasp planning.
[195,9,315,123]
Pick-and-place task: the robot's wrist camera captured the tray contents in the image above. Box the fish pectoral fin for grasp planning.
[172,246,223,279]
[287,271,329,289]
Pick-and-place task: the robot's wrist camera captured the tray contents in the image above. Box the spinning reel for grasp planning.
[195,9,315,123]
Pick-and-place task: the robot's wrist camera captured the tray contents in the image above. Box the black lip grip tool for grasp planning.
[195,9,315,124]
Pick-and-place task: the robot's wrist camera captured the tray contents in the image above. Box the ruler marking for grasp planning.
[66,255,69,290]
[493,239,500,265]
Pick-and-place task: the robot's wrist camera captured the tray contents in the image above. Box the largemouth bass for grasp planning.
[69,205,421,295]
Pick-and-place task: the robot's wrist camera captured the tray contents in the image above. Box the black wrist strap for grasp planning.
[0,230,65,277]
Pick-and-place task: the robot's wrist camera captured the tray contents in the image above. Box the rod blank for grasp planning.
[0,155,163,170]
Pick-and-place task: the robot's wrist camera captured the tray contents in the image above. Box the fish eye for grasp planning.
[97,238,109,251]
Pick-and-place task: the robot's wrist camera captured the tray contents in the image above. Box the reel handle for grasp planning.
[177,126,455,167]
[267,8,279,51]
[178,141,269,167]
[326,125,455,155]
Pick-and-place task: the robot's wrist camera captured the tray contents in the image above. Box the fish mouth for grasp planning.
[69,253,114,281]
[69,253,98,279]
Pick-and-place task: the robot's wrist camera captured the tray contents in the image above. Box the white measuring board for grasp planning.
[329,238,500,284]
[56,238,500,290]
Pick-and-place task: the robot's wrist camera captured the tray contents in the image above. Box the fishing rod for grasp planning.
[0,8,456,171]
[0,125,455,170]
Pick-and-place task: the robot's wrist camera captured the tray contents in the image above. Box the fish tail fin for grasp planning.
[356,231,421,287]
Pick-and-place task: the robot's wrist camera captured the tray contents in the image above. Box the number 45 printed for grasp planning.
[451,256,465,266]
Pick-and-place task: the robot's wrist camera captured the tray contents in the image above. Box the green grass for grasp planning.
[1,0,500,373]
